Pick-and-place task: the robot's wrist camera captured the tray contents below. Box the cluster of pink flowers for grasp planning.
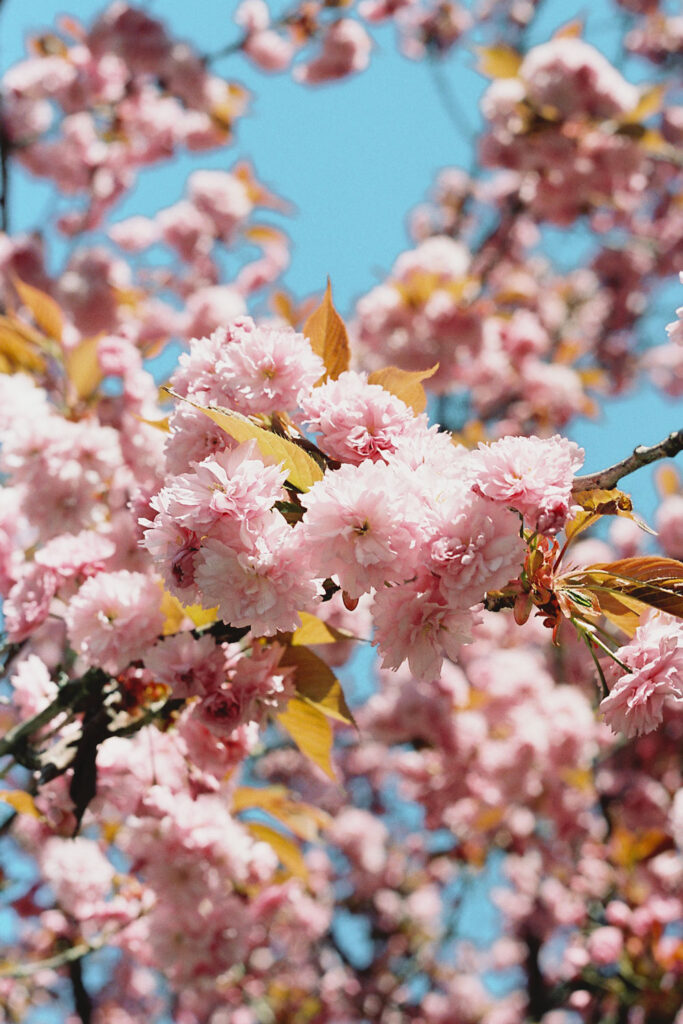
[479,37,677,225]
[3,3,250,233]
[139,317,593,681]
[0,4,682,1021]
[600,610,683,738]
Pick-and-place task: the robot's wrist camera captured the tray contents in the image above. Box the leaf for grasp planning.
[553,17,583,39]
[367,364,438,415]
[291,612,346,646]
[160,590,218,634]
[574,488,633,515]
[276,698,336,779]
[656,464,680,497]
[65,336,102,402]
[247,823,308,881]
[183,603,219,629]
[233,785,331,840]
[0,790,42,819]
[611,826,669,868]
[564,509,601,543]
[0,321,46,373]
[136,415,170,433]
[281,646,354,725]
[168,391,324,493]
[596,590,648,638]
[621,84,666,125]
[581,557,683,621]
[474,45,523,79]
[13,277,63,341]
[160,590,186,636]
[302,279,351,383]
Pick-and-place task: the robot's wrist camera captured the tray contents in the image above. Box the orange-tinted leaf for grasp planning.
[233,785,331,840]
[367,364,438,415]
[281,646,354,725]
[656,464,680,497]
[302,280,350,383]
[13,278,63,341]
[168,391,324,492]
[596,590,648,637]
[65,336,102,401]
[0,790,41,819]
[0,321,46,373]
[553,17,584,38]
[247,823,308,881]
[583,557,683,620]
[136,416,171,433]
[276,698,336,779]
[291,612,346,646]
[621,84,666,125]
[564,509,601,543]
[474,45,523,79]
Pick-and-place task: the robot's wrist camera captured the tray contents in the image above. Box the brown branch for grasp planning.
[572,428,683,493]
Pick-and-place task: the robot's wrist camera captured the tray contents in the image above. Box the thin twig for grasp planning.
[427,57,477,147]
[572,428,683,492]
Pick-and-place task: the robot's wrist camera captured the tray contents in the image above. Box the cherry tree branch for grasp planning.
[572,428,683,493]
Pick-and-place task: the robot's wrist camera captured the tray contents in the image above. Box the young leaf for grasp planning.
[276,698,336,779]
[474,45,523,80]
[167,391,324,493]
[65,336,102,402]
[281,646,354,725]
[367,364,438,415]
[291,612,347,646]
[553,18,584,39]
[302,279,351,383]
[583,557,683,620]
[13,277,63,341]
[0,321,46,373]
[573,488,633,514]
[136,415,170,433]
[596,590,648,637]
[0,790,42,819]
[247,823,308,881]
[233,785,331,840]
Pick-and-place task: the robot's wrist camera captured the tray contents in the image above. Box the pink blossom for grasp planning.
[470,434,585,534]
[164,403,234,475]
[3,564,59,642]
[195,514,322,635]
[297,370,425,465]
[194,643,295,735]
[600,611,683,737]
[10,655,58,718]
[520,38,640,121]
[40,836,115,917]
[300,460,419,598]
[295,20,372,85]
[65,570,165,673]
[655,495,683,559]
[109,215,160,251]
[373,573,479,680]
[141,503,202,602]
[185,286,247,339]
[143,633,226,698]
[187,169,252,240]
[587,925,624,965]
[153,440,287,539]
[34,530,116,578]
[426,491,525,608]
[213,317,325,414]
